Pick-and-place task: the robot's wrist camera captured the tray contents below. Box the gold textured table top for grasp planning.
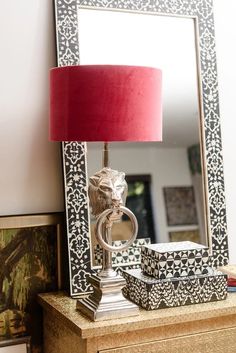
[38,291,236,339]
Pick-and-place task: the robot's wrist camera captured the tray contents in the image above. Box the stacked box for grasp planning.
[123,268,227,310]
[123,241,227,310]
[141,241,211,279]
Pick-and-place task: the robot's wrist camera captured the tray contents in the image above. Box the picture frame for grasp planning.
[163,186,198,226]
[54,0,229,296]
[0,213,63,353]
[0,336,31,353]
[169,229,200,243]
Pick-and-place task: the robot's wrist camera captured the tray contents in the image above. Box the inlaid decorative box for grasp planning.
[94,238,151,266]
[141,241,211,279]
[123,268,227,310]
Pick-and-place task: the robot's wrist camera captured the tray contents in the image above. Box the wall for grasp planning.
[0,0,64,216]
[0,2,65,352]
[214,0,236,264]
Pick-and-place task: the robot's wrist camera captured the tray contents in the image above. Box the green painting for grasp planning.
[0,224,59,353]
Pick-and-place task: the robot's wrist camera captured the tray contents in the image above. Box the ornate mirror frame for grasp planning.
[54,0,229,297]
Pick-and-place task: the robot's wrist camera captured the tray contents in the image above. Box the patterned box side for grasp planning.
[123,269,227,310]
[141,241,211,279]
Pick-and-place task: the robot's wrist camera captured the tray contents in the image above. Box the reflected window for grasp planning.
[125,175,155,242]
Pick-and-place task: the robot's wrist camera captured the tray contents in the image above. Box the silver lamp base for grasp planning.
[77,274,139,321]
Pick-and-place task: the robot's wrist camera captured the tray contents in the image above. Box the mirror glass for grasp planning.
[78,8,207,265]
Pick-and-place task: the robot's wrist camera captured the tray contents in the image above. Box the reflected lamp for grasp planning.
[50,65,162,320]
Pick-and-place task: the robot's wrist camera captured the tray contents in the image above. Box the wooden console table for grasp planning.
[38,292,236,353]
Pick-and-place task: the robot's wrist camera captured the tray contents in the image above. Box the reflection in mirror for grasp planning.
[80,8,207,264]
[79,9,207,266]
[88,140,206,251]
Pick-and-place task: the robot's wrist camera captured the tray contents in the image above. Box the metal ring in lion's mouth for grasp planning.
[95,206,138,252]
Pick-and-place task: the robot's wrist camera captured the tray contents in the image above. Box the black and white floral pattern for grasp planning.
[54,0,229,296]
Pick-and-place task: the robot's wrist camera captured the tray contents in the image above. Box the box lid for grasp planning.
[142,241,209,260]
[143,241,207,253]
[123,268,224,285]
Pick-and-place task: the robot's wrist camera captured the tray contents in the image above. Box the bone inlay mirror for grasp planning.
[54,0,229,297]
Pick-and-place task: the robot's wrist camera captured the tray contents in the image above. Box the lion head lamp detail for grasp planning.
[89,168,128,217]
[50,65,162,321]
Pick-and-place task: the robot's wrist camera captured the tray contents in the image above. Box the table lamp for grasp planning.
[50,65,162,321]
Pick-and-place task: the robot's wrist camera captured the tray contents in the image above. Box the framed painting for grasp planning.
[163,186,198,226]
[0,213,63,353]
[0,336,31,353]
[169,229,200,243]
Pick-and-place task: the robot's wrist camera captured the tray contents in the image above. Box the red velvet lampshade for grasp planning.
[50,65,162,142]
